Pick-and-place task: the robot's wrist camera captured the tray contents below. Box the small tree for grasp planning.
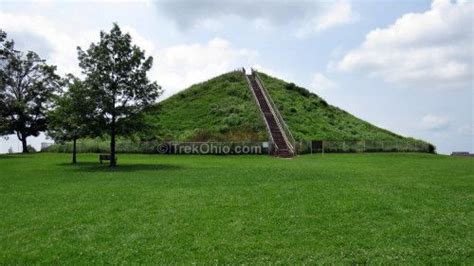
[0,29,7,59]
[47,75,102,163]
[77,23,161,166]
[0,30,61,153]
[0,30,7,134]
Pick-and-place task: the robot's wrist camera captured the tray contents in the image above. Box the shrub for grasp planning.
[224,114,242,127]
[27,145,36,153]
[218,125,230,134]
[286,82,296,91]
[227,73,240,83]
[285,82,311,97]
[428,144,436,153]
[320,99,328,107]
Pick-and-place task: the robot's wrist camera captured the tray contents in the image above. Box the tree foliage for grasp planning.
[47,75,103,163]
[0,30,61,152]
[77,23,161,166]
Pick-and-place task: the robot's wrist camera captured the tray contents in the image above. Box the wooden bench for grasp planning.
[99,154,117,164]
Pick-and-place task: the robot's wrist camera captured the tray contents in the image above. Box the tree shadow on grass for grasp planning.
[0,154,34,160]
[58,162,184,172]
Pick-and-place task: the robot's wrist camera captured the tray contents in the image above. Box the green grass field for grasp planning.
[0,153,472,263]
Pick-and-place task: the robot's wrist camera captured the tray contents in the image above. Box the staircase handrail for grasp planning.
[253,70,296,154]
[244,72,275,154]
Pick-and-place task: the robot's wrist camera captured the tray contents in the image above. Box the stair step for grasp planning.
[247,74,294,157]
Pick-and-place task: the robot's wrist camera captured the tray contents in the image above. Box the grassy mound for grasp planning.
[144,71,267,141]
[257,72,430,145]
[48,70,433,153]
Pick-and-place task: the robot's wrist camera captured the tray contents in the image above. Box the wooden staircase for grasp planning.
[246,72,295,158]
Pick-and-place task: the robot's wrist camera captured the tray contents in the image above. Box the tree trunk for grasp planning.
[110,117,117,167]
[20,133,28,153]
[72,136,77,164]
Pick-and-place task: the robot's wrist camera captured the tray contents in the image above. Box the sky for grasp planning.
[0,0,472,154]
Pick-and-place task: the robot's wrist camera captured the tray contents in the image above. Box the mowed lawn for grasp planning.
[0,153,472,264]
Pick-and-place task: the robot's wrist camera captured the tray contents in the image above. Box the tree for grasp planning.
[0,29,7,57]
[77,23,161,166]
[0,30,10,135]
[47,75,102,163]
[0,30,61,153]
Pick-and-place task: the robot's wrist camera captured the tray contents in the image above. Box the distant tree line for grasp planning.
[0,24,162,166]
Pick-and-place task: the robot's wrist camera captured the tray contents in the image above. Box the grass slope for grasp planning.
[1,153,473,263]
[49,71,431,152]
[145,71,267,141]
[257,72,429,145]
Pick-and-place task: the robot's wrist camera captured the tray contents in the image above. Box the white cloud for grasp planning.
[310,72,337,93]
[194,19,225,32]
[335,0,473,89]
[157,0,357,35]
[317,1,356,31]
[153,38,257,98]
[0,12,97,76]
[421,114,450,130]
[30,0,153,3]
[296,1,358,38]
[122,25,156,55]
[0,12,257,99]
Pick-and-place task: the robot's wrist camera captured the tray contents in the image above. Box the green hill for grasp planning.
[257,72,411,141]
[49,70,433,153]
[141,70,432,152]
[144,71,267,141]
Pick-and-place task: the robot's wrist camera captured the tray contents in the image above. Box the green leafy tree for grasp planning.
[0,29,7,58]
[0,30,61,153]
[47,75,102,163]
[0,30,7,134]
[77,23,161,166]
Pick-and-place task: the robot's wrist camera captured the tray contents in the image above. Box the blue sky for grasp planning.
[0,0,472,154]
